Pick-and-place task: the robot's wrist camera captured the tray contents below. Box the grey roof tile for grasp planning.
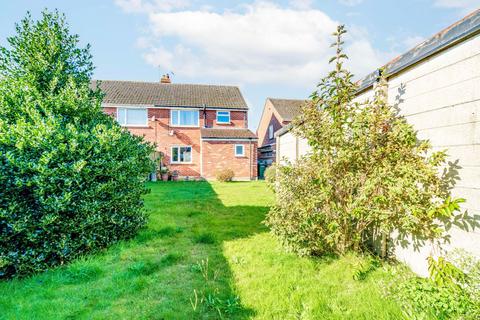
[268,98,306,122]
[91,80,248,110]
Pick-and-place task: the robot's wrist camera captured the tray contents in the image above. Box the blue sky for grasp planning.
[1,0,478,129]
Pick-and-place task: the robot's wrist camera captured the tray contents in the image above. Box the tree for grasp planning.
[0,10,154,278]
[265,25,465,257]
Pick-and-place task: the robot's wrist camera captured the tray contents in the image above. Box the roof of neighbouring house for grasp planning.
[200,128,257,140]
[357,8,480,93]
[91,80,249,110]
[268,98,307,122]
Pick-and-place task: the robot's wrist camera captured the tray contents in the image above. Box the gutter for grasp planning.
[201,138,258,142]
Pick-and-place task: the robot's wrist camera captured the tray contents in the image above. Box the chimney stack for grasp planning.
[160,74,171,84]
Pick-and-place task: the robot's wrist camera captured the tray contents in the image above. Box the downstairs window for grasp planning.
[171,146,192,163]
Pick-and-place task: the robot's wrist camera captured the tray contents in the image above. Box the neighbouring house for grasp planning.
[276,9,480,275]
[256,98,305,177]
[92,76,258,180]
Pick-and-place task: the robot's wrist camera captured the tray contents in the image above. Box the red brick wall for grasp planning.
[202,140,257,180]
[203,110,247,128]
[102,106,253,179]
[261,113,284,148]
[258,113,287,163]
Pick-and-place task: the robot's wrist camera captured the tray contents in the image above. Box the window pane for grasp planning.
[171,110,178,125]
[126,109,147,125]
[217,111,230,123]
[181,146,192,162]
[117,108,126,125]
[172,147,179,162]
[177,110,198,126]
[235,145,244,156]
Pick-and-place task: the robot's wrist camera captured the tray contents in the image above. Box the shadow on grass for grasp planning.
[0,181,270,319]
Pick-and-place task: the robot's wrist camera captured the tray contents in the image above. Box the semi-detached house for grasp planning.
[92,77,258,180]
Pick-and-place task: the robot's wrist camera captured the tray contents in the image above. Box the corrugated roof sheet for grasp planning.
[268,98,306,122]
[200,128,257,139]
[91,80,248,109]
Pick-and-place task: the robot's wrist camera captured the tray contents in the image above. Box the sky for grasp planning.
[1,1,479,130]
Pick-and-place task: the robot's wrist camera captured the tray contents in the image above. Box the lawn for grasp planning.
[0,181,404,319]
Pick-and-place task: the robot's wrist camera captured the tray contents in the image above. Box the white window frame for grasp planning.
[117,107,148,127]
[268,124,274,139]
[216,111,231,124]
[234,144,245,157]
[170,109,199,127]
[171,145,193,164]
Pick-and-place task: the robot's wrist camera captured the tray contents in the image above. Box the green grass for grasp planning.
[0,181,404,319]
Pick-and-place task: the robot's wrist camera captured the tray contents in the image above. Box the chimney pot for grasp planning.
[160,74,171,84]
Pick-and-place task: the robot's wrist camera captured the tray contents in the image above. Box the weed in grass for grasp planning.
[192,258,210,281]
[190,289,199,312]
[194,232,216,244]
[224,295,241,314]
[191,288,241,318]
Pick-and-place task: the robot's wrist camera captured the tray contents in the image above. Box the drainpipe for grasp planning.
[249,139,253,180]
[200,138,203,178]
[203,104,207,128]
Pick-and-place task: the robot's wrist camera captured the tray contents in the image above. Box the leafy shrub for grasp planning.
[263,164,277,188]
[391,277,476,319]
[265,25,466,257]
[385,251,480,319]
[216,169,235,182]
[0,11,154,278]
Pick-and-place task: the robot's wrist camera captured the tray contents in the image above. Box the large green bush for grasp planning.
[265,26,466,257]
[0,11,154,278]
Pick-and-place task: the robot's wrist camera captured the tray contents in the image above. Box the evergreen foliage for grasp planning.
[0,10,154,278]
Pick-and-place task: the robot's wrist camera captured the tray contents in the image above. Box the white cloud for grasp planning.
[433,0,479,14]
[114,0,190,13]
[289,0,313,10]
[338,0,364,6]
[118,1,393,86]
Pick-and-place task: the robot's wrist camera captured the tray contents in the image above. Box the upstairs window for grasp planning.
[170,109,199,126]
[268,124,274,139]
[117,107,148,126]
[216,111,231,124]
[171,146,192,163]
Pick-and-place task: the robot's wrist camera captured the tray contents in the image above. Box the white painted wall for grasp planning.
[277,130,311,165]
[277,33,480,276]
[277,131,298,164]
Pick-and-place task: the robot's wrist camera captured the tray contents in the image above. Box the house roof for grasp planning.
[357,8,480,92]
[91,80,249,110]
[268,98,306,122]
[200,128,257,140]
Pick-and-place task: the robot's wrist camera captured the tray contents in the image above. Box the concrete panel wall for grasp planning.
[365,33,480,276]
[277,131,298,164]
